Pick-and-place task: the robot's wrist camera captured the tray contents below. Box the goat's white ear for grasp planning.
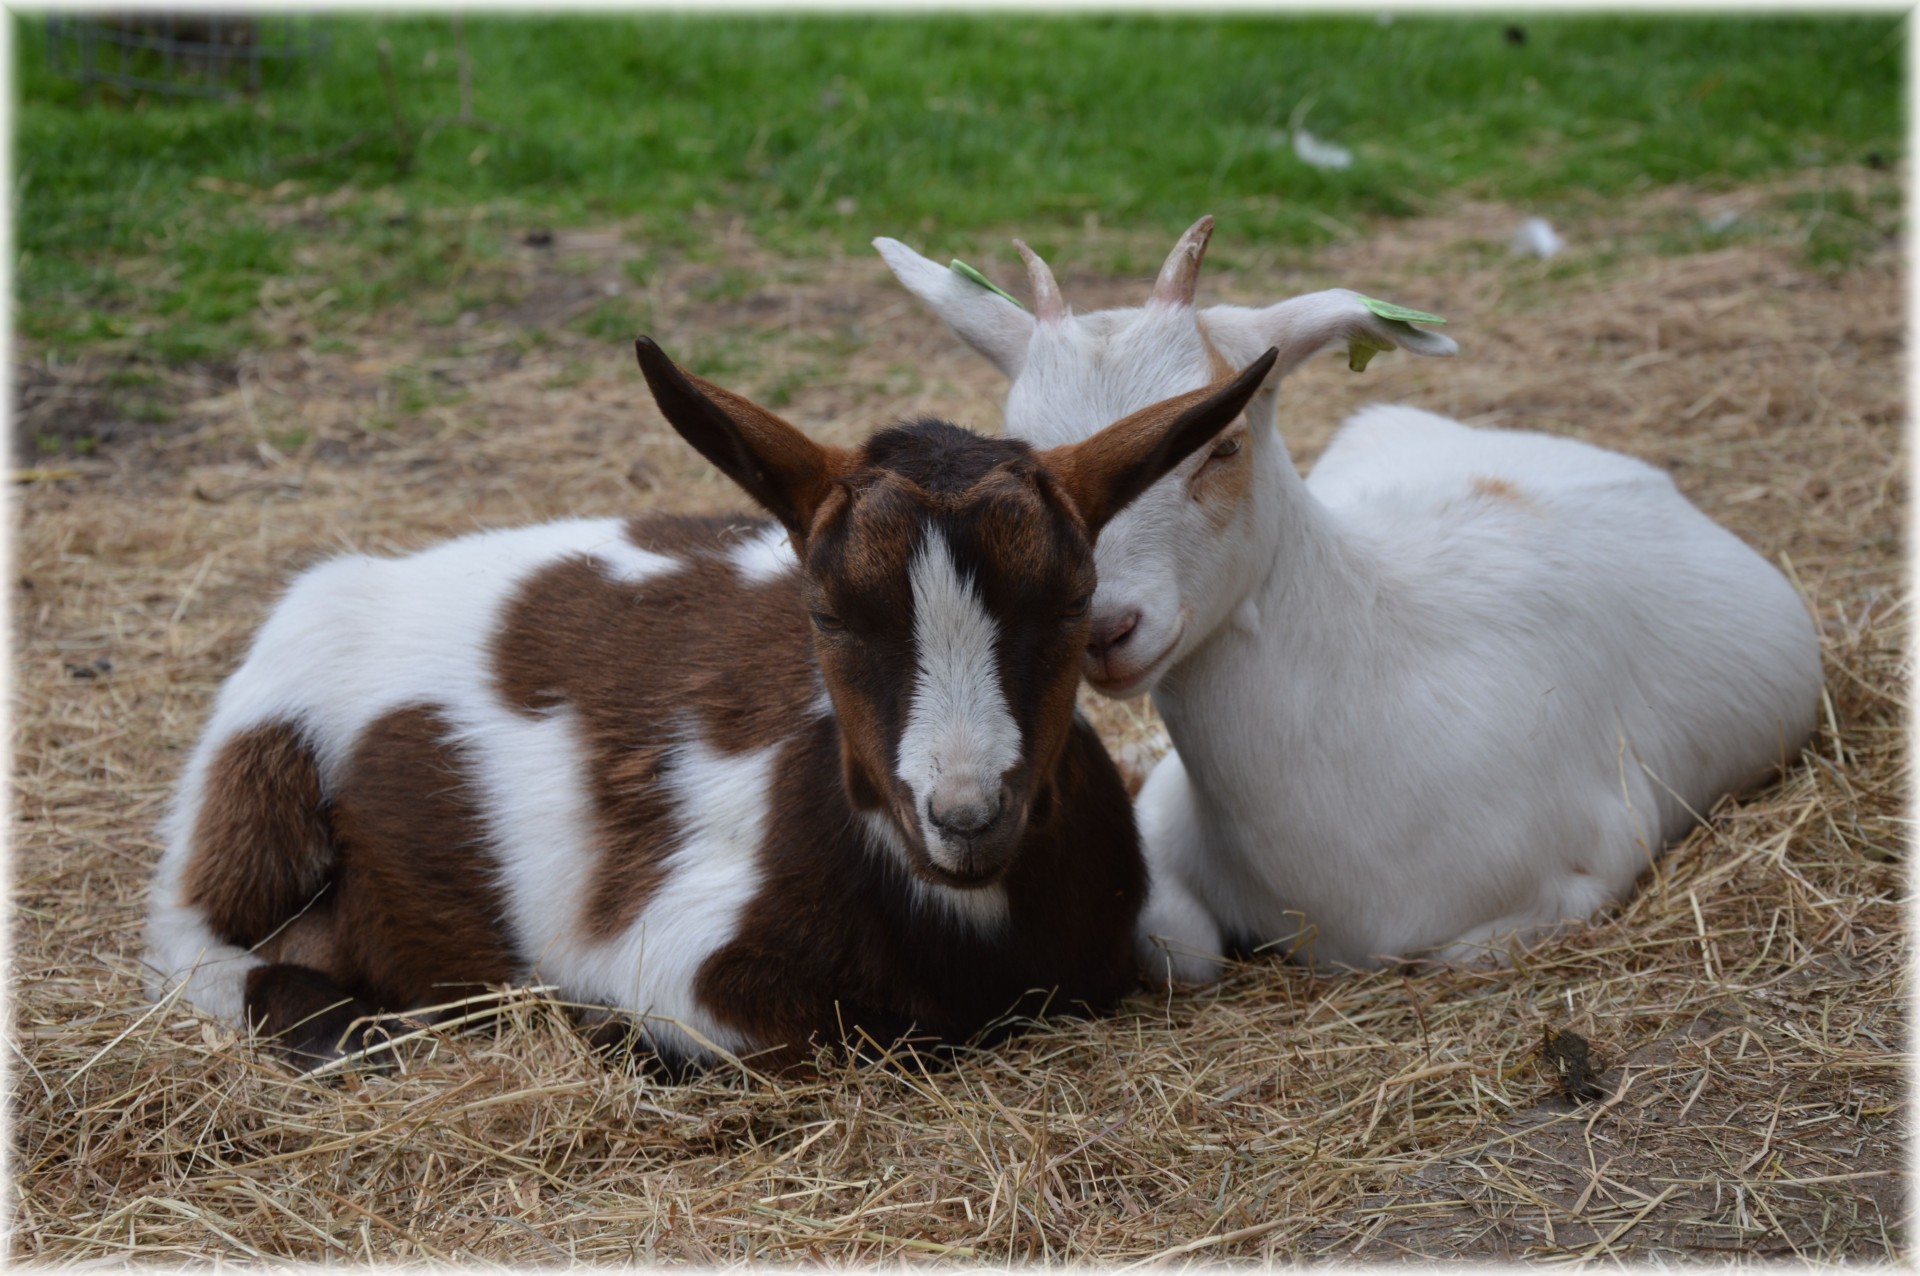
[873,237,1035,379]
[634,337,848,545]
[1206,288,1458,383]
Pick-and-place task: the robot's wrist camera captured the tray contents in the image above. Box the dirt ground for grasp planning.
[11,168,1906,1262]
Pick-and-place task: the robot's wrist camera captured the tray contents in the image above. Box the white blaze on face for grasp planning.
[897,526,1022,862]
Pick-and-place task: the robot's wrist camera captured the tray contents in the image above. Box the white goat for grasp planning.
[876,217,1823,978]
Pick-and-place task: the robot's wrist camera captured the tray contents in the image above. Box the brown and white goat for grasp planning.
[143,337,1277,1070]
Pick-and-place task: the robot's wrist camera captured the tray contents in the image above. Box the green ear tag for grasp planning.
[1347,332,1395,372]
[1356,294,1447,325]
[1349,295,1446,371]
[950,259,1026,309]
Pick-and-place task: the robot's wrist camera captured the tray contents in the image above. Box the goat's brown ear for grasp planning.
[635,337,849,544]
[1041,347,1278,535]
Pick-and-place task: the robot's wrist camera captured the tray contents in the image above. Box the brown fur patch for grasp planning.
[623,512,771,558]
[323,704,518,1006]
[493,524,823,941]
[1470,475,1538,511]
[251,903,342,971]
[1194,325,1263,529]
[1191,432,1254,530]
[823,475,923,598]
[582,740,680,939]
[967,464,1077,587]
[183,721,332,948]
[1022,633,1092,801]
[1197,322,1239,385]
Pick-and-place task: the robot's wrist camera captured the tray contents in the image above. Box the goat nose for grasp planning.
[1088,609,1141,654]
[928,785,1005,839]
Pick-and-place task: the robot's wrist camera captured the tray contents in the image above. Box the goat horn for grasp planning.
[1152,214,1216,307]
[1012,239,1066,324]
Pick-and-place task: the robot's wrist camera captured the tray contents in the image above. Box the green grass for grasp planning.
[15,13,1904,366]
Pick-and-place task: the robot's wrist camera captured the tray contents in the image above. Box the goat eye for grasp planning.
[1062,593,1092,621]
[811,612,845,633]
[1209,436,1243,461]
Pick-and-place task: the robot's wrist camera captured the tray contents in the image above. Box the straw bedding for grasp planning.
[12,169,1904,1262]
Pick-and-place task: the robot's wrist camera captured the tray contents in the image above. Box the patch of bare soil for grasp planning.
[12,356,240,465]
[11,167,1904,1263]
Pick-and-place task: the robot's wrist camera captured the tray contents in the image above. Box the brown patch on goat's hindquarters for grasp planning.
[321,703,519,1007]
[238,704,516,1051]
[184,721,333,948]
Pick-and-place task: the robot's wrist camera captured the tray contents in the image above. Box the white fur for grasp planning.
[728,522,799,584]
[1130,764,1226,986]
[592,540,682,585]
[873,239,1034,378]
[143,852,259,1022]
[880,236,1823,974]
[570,735,782,1059]
[898,526,1023,871]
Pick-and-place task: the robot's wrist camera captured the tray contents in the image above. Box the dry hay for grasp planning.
[11,167,1906,1263]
